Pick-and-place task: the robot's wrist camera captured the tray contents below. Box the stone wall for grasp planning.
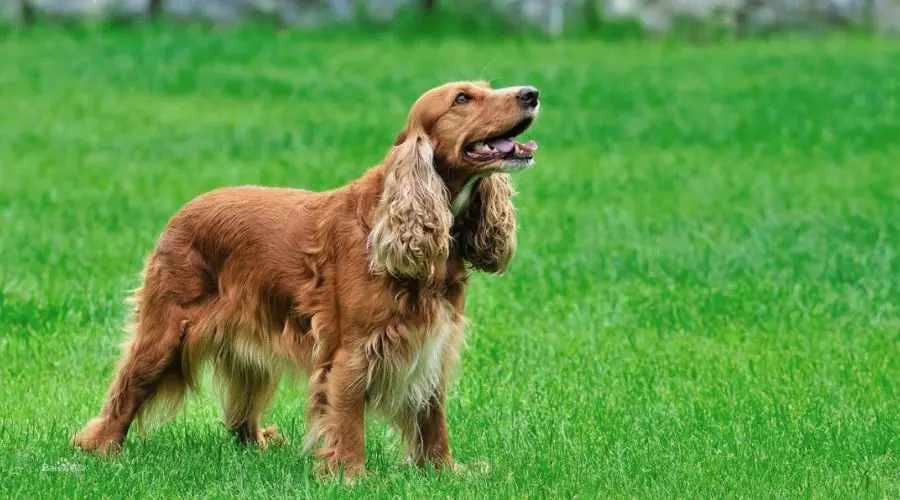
[3,0,898,35]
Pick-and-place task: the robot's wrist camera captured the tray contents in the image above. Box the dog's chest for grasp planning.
[364,301,462,416]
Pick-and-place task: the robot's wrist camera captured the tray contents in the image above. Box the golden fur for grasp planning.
[72,80,539,478]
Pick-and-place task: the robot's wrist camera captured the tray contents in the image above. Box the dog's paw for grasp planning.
[257,425,287,449]
[71,417,123,457]
[313,452,365,484]
[235,424,287,450]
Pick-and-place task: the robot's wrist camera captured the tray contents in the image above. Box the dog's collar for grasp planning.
[450,174,484,218]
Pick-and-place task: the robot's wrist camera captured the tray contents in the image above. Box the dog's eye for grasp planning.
[454,93,471,105]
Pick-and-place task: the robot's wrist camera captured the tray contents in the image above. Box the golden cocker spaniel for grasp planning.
[73,80,540,478]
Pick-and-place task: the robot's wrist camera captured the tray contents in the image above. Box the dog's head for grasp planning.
[395,81,540,174]
[369,81,539,279]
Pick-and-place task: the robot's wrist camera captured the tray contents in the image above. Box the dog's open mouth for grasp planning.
[464,118,538,165]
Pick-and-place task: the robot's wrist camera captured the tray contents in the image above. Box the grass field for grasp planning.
[1,25,899,497]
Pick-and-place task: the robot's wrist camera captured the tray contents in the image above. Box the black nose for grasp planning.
[517,86,539,108]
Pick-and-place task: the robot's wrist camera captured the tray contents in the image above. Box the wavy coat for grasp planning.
[72,81,537,478]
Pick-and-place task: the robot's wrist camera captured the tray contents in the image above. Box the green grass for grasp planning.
[1,25,900,497]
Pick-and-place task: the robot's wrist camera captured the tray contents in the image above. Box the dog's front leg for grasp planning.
[313,347,366,480]
[416,395,453,468]
[397,390,453,470]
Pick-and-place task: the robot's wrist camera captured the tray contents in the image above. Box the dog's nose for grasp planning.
[517,86,539,108]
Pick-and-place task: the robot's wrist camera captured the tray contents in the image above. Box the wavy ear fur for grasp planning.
[369,132,452,278]
[458,174,518,274]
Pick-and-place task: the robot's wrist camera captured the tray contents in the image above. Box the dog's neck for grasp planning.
[450,174,484,217]
[436,163,485,218]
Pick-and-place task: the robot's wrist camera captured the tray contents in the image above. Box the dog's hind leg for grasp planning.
[72,282,195,455]
[215,353,284,448]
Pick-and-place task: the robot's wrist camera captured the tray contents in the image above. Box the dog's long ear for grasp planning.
[458,174,518,274]
[369,130,452,279]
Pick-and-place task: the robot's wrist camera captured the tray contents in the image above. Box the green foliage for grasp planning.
[1,26,899,497]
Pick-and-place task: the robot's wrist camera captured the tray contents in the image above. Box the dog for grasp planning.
[72,80,540,477]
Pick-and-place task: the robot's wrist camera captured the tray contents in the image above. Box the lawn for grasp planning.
[1,25,899,497]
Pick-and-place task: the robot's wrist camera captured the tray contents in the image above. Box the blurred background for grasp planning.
[3,0,899,37]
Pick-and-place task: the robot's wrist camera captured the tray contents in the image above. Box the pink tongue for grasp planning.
[487,138,515,154]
